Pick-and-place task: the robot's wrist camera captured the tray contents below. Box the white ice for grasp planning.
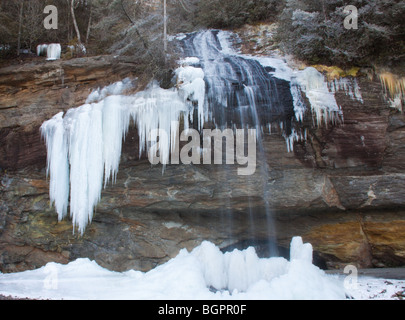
[41,67,204,234]
[36,44,48,57]
[46,43,61,61]
[0,237,347,300]
[41,30,361,233]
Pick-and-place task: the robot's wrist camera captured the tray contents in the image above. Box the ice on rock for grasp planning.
[46,43,61,61]
[36,44,49,57]
[41,30,355,233]
[0,237,346,300]
[295,67,341,127]
[179,57,201,66]
[41,112,70,221]
[41,63,205,234]
[86,78,133,104]
[329,78,364,103]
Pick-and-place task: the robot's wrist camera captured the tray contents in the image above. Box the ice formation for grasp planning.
[37,43,61,60]
[36,44,48,57]
[41,68,204,234]
[295,67,342,127]
[41,30,361,233]
[46,43,61,60]
[0,237,346,300]
[329,77,364,103]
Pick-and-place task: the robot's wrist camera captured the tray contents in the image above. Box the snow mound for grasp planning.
[0,237,346,300]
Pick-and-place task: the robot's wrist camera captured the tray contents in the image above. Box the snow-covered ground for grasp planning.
[0,237,403,300]
[347,277,405,300]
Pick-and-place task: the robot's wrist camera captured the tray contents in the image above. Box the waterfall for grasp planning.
[41,30,357,236]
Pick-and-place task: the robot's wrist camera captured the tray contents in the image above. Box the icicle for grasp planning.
[41,112,70,221]
[46,43,61,61]
[296,67,342,127]
[41,61,204,233]
[36,44,49,57]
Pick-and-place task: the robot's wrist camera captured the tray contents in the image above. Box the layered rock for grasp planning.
[1,53,405,274]
[0,55,140,170]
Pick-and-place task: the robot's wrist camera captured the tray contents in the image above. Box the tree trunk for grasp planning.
[17,0,24,56]
[163,0,167,53]
[85,1,93,45]
[71,0,82,44]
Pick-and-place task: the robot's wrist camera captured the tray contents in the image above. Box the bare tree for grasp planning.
[16,0,24,56]
[85,0,93,44]
[70,0,82,44]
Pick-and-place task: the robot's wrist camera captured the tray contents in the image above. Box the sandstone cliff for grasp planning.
[1,52,405,273]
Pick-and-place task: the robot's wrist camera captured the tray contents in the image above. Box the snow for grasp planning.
[179,57,201,66]
[0,237,349,300]
[1,237,402,300]
[347,277,405,300]
[85,78,133,104]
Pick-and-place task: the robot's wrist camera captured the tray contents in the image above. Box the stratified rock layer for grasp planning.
[1,55,405,273]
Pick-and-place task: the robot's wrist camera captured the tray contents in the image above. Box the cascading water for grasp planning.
[179,30,304,255]
[1,30,372,301]
[41,29,362,242]
[180,30,296,134]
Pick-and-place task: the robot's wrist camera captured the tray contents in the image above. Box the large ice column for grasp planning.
[46,43,61,60]
[41,84,133,234]
[41,112,70,221]
[41,68,204,233]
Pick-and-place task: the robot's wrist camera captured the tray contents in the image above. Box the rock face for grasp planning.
[1,53,405,274]
[0,55,140,170]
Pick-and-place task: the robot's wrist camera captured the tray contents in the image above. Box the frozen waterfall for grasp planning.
[41,30,362,233]
[41,68,204,234]
[36,43,61,60]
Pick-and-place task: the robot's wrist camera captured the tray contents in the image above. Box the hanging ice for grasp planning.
[41,69,204,234]
[36,44,49,57]
[41,30,356,233]
[294,67,342,127]
[329,77,364,104]
[41,112,70,221]
[46,43,61,61]
[176,59,206,130]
